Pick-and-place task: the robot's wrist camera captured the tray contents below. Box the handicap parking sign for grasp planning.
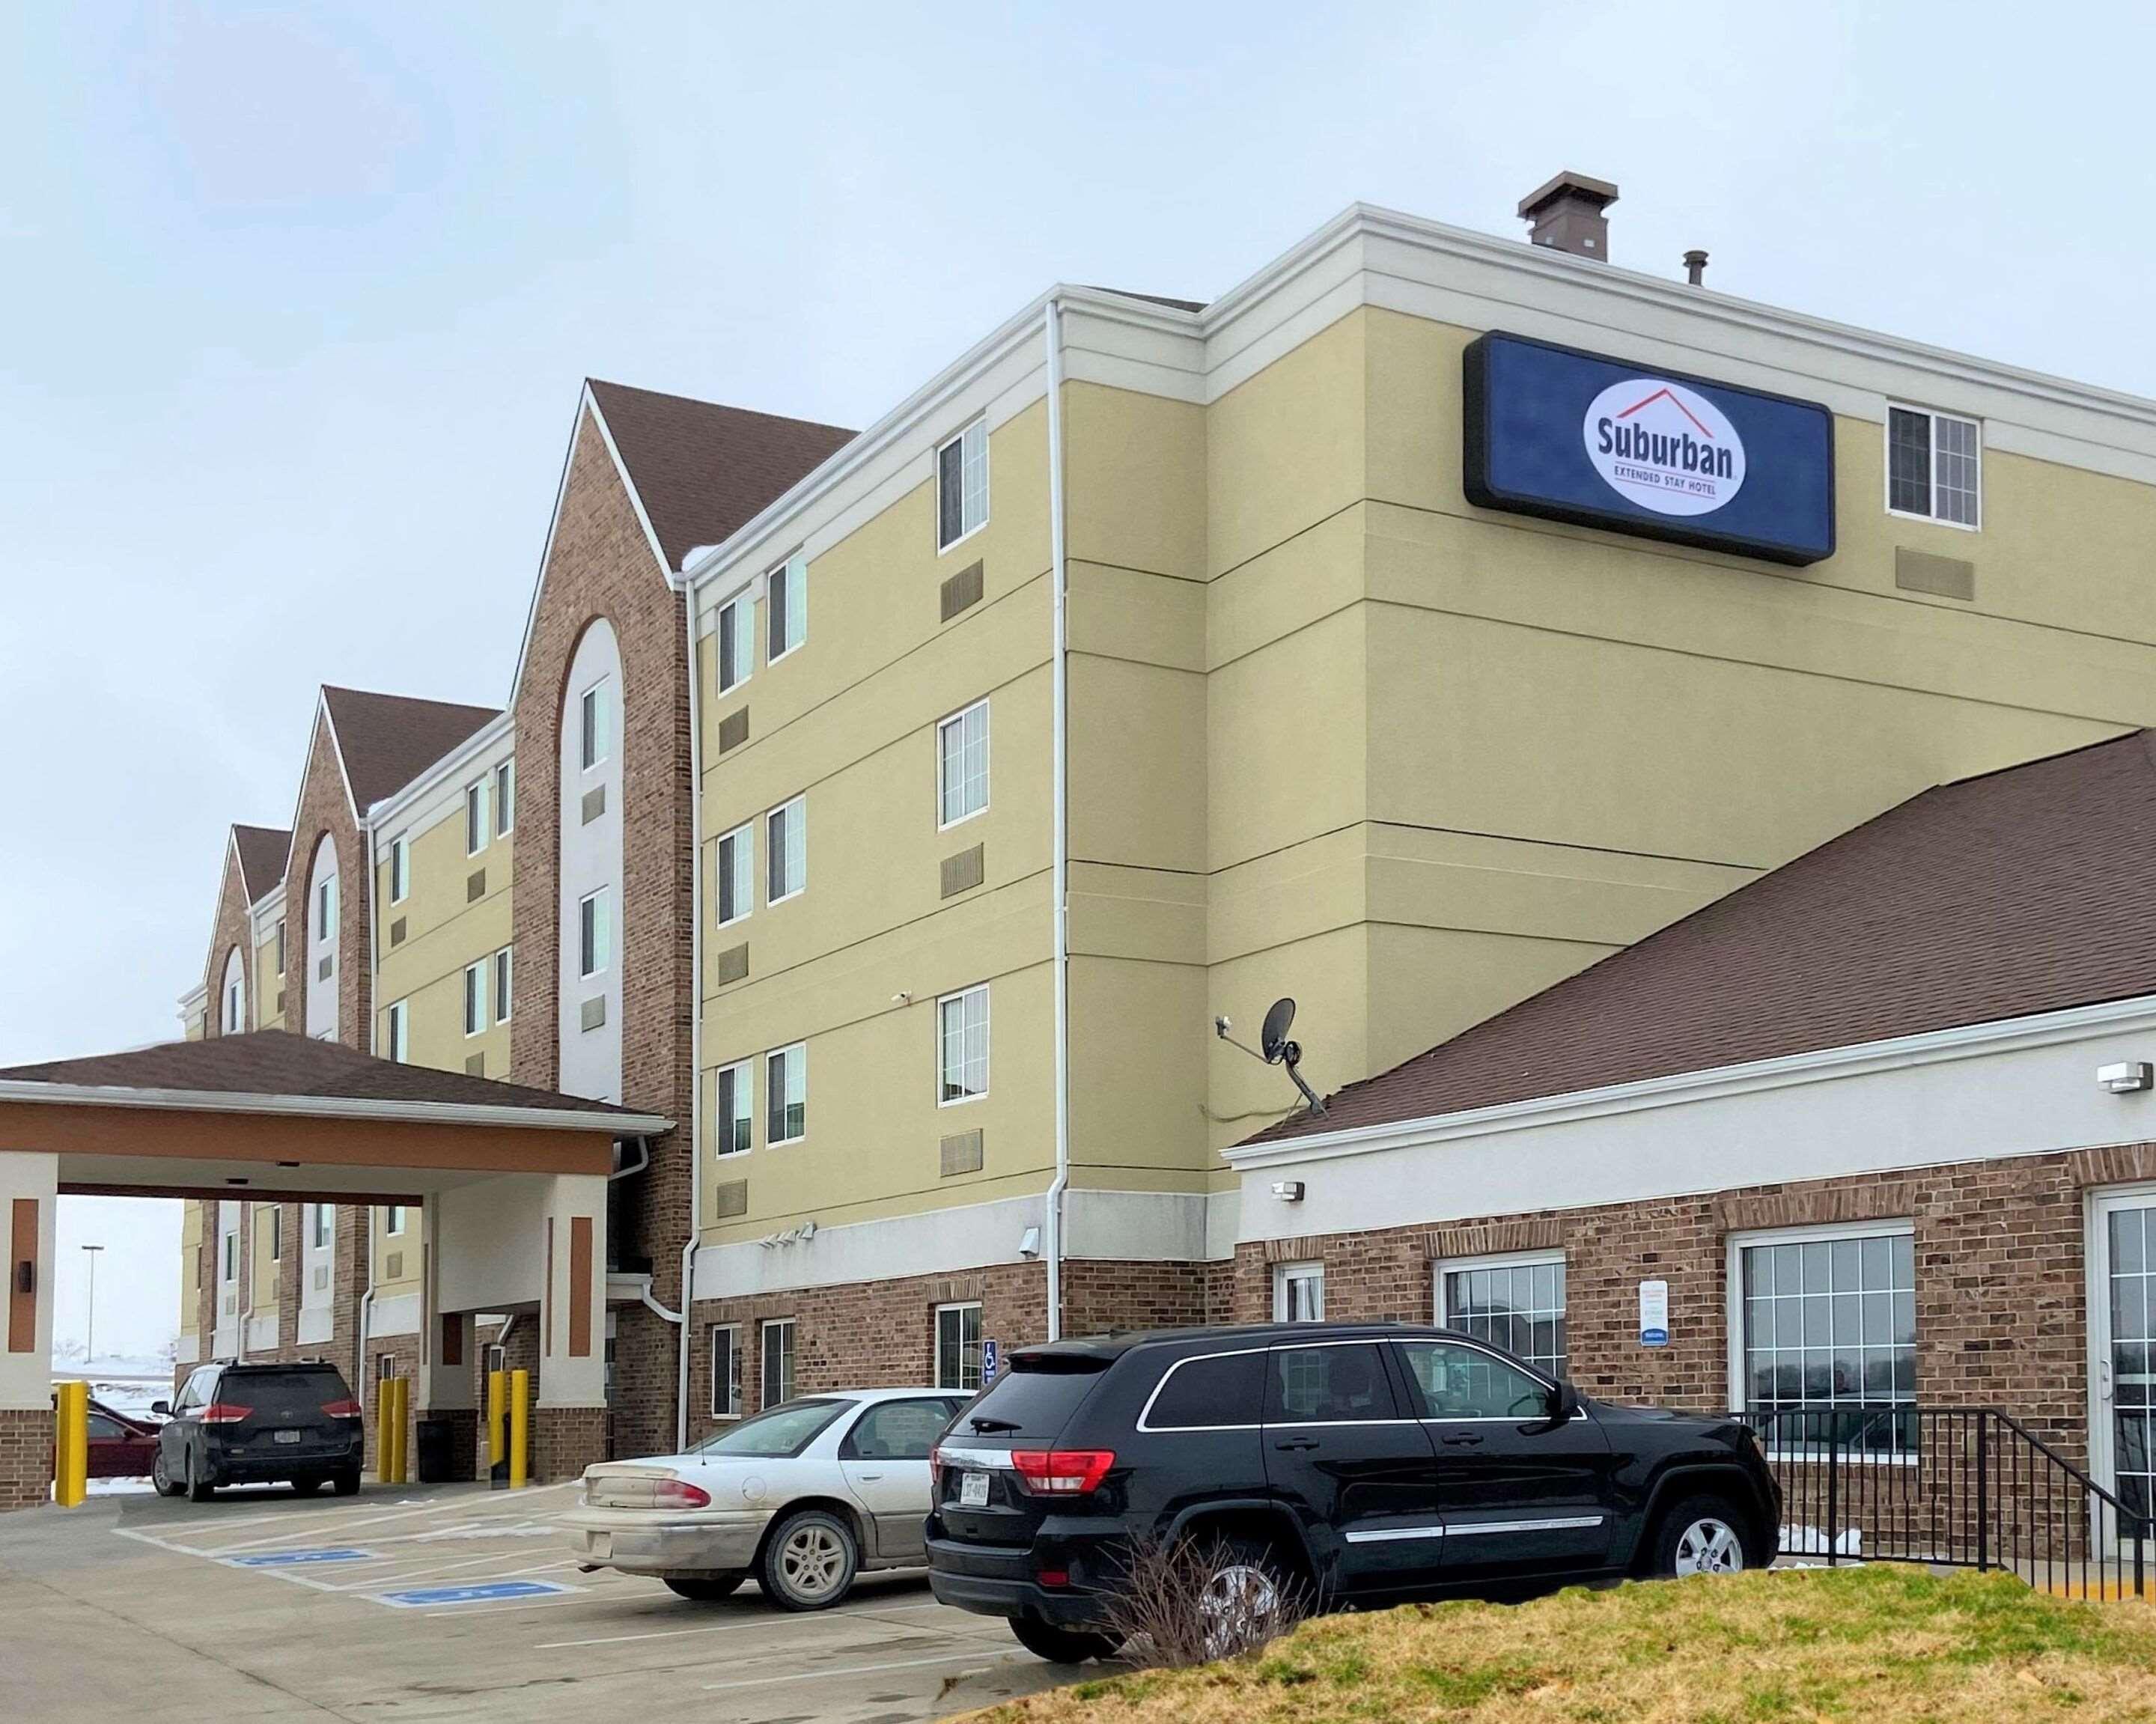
[981,1338,999,1383]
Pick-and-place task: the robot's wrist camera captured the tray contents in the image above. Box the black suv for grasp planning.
[927,1324,1779,1662]
[153,1360,365,1500]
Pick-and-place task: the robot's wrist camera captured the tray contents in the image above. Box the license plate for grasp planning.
[959,1471,990,1508]
[590,1532,612,1561]
[273,1429,303,1445]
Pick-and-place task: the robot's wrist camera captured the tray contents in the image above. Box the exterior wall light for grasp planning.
[1271,1180,1306,1202]
[2098,1061,2154,1094]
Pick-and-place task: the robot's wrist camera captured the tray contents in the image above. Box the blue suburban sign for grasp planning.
[1463,332,1836,565]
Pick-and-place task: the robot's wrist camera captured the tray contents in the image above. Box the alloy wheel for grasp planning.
[1199,1561,1282,1657]
[1673,1517,1744,1575]
[779,1523,848,1599]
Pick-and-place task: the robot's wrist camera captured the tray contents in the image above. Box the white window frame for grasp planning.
[767,552,807,665]
[710,1324,743,1419]
[714,820,754,928]
[1273,1261,1325,1324]
[935,418,989,552]
[716,589,755,693]
[221,1231,236,1283]
[935,1301,984,1393]
[761,1318,796,1409]
[578,889,611,979]
[766,796,806,905]
[273,918,286,976]
[765,1043,807,1146]
[310,1203,332,1249]
[579,680,609,773]
[317,874,336,933]
[494,760,515,838]
[464,779,489,856]
[493,945,513,1025]
[267,1207,281,1263]
[936,698,990,829]
[463,960,486,1038]
[1725,1216,1916,1460]
[1884,403,1982,531]
[937,984,990,1107]
[389,832,410,904]
[385,1204,407,1237]
[385,999,409,1064]
[1435,1249,1568,1379]
[713,1059,753,1157]
[223,975,243,1034]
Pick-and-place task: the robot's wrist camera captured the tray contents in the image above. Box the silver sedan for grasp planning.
[563,1388,968,1609]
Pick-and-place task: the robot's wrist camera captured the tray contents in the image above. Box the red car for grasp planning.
[85,1399,162,1479]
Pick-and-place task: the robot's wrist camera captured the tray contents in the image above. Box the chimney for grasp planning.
[1684,249,1709,287]
[1517,171,1618,261]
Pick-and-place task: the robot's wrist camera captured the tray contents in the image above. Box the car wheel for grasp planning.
[332,1467,362,1497]
[1008,1617,1123,1663]
[291,1478,324,1497]
[1193,1536,1296,1659]
[186,1446,216,1504]
[758,1508,859,1610]
[664,1575,745,1602]
[150,1449,183,1499]
[1651,1494,1749,1578]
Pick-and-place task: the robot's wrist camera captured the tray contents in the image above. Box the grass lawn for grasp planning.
[959,1565,2156,1723]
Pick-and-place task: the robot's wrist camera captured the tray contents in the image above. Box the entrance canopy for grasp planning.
[0,1030,669,1206]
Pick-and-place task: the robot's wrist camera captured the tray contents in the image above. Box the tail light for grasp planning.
[321,1399,363,1420]
[650,1478,712,1510]
[199,1403,253,1425]
[1009,1449,1115,1496]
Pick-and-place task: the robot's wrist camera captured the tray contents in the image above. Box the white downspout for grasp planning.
[1044,296,1071,1341]
[675,580,704,1451]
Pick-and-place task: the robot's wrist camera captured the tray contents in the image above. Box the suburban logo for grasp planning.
[1583,377,1747,517]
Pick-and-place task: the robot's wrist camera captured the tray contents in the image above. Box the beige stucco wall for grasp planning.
[178,1198,202,1342]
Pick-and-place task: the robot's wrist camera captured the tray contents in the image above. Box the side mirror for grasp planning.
[150,1400,171,1419]
[1547,1381,1580,1422]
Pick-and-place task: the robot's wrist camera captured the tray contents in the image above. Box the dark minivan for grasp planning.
[153,1359,365,1500]
[927,1324,1779,1662]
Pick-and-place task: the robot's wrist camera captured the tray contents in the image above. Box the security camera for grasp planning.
[893,990,913,1005]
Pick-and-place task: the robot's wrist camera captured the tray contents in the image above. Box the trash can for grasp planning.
[414,1417,458,1484]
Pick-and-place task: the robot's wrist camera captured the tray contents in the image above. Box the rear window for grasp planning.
[953,1356,1108,1440]
[225,1366,350,1416]
[1144,1349,1265,1430]
[692,1398,852,1458]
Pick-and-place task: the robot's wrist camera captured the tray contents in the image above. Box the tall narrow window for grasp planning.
[937,699,989,826]
[715,1060,752,1156]
[579,889,611,978]
[311,1204,331,1249]
[493,945,513,1024]
[717,591,755,692]
[317,874,336,932]
[579,681,609,770]
[222,1232,236,1282]
[761,1318,796,1409]
[767,797,806,904]
[385,1205,406,1235]
[465,779,489,855]
[268,1208,281,1262]
[936,419,989,550]
[273,918,286,975]
[494,760,515,837]
[223,975,243,1034]
[935,1303,984,1392]
[386,999,409,1063]
[463,960,486,1037]
[1886,405,1981,528]
[389,833,410,903]
[767,552,807,662]
[711,1325,742,1418]
[766,1044,806,1144]
[937,985,989,1105]
[716,823,753,926]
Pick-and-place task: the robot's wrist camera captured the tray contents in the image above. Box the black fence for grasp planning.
[1737,1406,2152,1600]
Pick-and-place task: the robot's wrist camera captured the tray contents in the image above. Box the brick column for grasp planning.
[1,1154,58,1512]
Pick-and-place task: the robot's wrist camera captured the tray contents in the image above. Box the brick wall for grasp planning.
[511,406,695,1462]
[0,1408,53,1511]
[532,1406,609,1482]
[200,846,255,1038]
[1225,1142,2156,1469]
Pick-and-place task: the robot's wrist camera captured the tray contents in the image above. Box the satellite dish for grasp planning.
[1260,998,1297,1064]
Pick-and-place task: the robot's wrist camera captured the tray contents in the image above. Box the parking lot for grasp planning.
[0,1481,1093,1722]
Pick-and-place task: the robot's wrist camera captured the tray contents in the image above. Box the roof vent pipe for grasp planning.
[1517,171,1618,261]
[1684,249,1709,287]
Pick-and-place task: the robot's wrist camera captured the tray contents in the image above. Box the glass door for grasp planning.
[2093,1190,2156,1539]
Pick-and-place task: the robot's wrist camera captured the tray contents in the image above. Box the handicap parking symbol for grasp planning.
[376,1580,571,1608]
[228,1547,376,1568]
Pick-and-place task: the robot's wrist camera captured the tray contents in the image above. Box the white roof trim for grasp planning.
[364,708,515,828]
[1225,992,2156,1172]
[0,1076,672,1136]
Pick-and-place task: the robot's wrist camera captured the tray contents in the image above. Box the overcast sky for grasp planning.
[4,4,2149,1359]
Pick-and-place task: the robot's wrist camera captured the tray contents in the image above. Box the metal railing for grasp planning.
[1737,1405,2152,1600]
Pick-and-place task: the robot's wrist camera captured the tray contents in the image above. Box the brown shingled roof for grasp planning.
[321,686,499,811]
[0,1030,657,1121]
[232,824,290,903]
[1249,731,2156,1145]
[586,380,855,572]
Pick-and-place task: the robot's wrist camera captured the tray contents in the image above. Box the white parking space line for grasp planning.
[699,1649,1022,1693]
[529,1596,969,1652]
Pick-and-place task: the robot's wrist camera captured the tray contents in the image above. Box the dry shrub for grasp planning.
[1096,1533,1321,1669]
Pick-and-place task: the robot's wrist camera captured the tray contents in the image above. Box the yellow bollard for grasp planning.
[54,1381,88,1508]
[508,1368,529,1490]
[487,1368,506,1487]
[377,1374,404,1487]
[389,1376,409,1486]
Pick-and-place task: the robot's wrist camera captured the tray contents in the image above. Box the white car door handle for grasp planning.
[857,1472,883,1481]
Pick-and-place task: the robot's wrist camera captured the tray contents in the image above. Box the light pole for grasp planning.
[81,1244,105,1365]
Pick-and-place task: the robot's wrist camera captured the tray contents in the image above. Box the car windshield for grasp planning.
[690,1398,853,1458]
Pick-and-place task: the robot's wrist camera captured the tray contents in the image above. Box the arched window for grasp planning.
[219,946,246,1035]
[305,832,341,1043]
